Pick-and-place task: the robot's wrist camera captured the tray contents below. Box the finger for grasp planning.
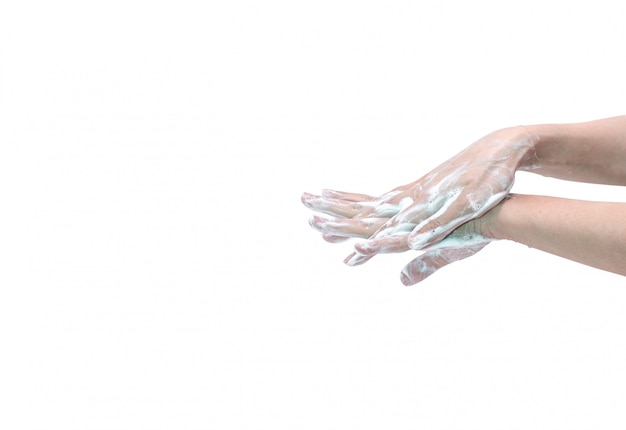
[400,243,489,286]
[309,215,387,239]
[344,252,374,266]
[307,216,351,242]
[343,235,409,267]
[301,192,373,218]
[372,193,447,246]
[354,234,411,255]
[348,216,419,258]
[322,234,349,243]
[321,189,376,202]
[407,189,509,250]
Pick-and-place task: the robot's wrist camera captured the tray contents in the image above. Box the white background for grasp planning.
[1,1,625,429]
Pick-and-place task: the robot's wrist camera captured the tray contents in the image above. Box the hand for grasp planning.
[307,206,494,285]
[302,126,535,266]
[398,220,493,285]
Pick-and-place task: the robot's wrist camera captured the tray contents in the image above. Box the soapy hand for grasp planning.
[398,221,493,285]
[302,127,535,282]
[307,209,494,285]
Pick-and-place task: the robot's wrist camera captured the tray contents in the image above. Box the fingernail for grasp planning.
[301,192,316,207]
[354,241,377,255]
[344,252,359,266]
[400,271,412,286]
[344,252,370,266]
[323,234,348,243]
[309,215,325,227]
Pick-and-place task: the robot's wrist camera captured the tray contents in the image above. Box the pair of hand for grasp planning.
[302,127,536,285]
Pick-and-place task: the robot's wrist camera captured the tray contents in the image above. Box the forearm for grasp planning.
[482,194,626,276]
[518,115,626,185]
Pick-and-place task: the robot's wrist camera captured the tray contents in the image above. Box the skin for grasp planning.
[479,194,626,277]
[302,126,537,263]
[521,115,626,185]
[303,115,626,285]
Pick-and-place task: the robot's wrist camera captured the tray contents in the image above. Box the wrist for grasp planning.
[517,123,572,173]
[478,125,539,171]
[476,193,517,241]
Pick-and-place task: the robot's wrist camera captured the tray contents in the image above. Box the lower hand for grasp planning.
[307,203,495,285]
